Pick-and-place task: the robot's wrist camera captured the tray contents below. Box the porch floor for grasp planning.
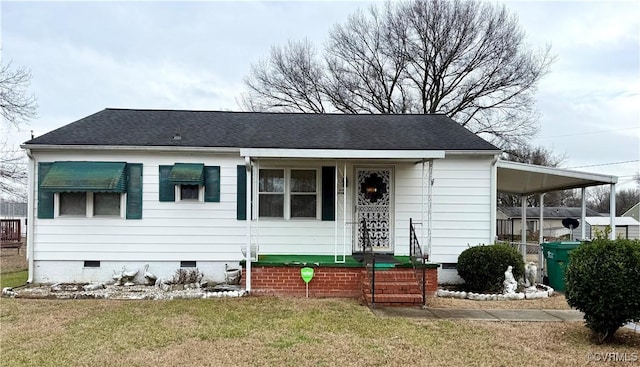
[248,254,413,268]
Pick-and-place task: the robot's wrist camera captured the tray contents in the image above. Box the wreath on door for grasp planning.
[360,173,387,203]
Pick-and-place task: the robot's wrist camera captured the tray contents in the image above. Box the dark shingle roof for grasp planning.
[499,207,604,219]
[24,109,499,151]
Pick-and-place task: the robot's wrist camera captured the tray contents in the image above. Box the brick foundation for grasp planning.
[242,265,439,300]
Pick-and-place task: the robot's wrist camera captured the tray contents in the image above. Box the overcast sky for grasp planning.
[2,0,639,190]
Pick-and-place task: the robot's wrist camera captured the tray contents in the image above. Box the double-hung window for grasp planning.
[258,168,318,219]
[58,192,123,217]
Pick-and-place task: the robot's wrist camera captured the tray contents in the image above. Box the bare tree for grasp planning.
[1,62,37,127]
[1,61,37,201]
[0,143,28,201]
[241,0,554,147]
[587,186,640,216]
[242,40,327,113]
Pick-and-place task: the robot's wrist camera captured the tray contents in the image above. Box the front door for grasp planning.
[355,167,393,253]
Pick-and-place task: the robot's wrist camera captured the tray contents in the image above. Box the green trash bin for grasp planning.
[541,241,581,291]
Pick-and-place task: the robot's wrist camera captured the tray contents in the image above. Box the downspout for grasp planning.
[489,155,498,244]
[25,149,35,284]
[245,156,252,292]
[521,195,527,261]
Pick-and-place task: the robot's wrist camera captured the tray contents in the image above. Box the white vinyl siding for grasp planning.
[32,151,246,270]
[31,151,495,281]
[394,157,493,263]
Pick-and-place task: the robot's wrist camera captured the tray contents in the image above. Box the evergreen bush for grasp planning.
[565,239,640,343]
[457,244,525,293]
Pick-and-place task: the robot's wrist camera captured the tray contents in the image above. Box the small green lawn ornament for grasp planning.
[301,267,314,298]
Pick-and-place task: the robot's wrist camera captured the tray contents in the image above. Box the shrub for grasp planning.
[457,244,525,293]
[565,239,640,343]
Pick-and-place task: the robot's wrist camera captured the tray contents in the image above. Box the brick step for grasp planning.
[361,281,421,294]
[364,270,418,281]
[363,293,424,306]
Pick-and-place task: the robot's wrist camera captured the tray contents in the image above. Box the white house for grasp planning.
[22,109,508,290]
[21,109,620,299]
[622,202,640,222]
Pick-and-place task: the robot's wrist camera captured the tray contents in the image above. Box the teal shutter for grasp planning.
[237,165,246,220]
[321,166,335,221]
[126,163,143,219]
[37,162,54,219]
[159,165,175,202]
[204,166,221,202]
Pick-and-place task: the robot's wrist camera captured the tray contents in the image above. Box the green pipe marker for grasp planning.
[301,267,314,298]
[301,267,314,283]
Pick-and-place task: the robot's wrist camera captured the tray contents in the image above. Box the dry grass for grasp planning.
[1,297,638,367]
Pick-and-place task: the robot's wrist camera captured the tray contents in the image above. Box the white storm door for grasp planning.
[355,167,393,253]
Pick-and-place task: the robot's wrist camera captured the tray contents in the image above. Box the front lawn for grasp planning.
[1,297,638,366]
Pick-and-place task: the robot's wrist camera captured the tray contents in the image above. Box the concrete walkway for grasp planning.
[372,307,585,322]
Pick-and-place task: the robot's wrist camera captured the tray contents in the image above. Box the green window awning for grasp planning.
[168,163,205,185]
[40,161,127,193]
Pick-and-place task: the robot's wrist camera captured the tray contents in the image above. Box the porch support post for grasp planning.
[333,161,346,263]
[521,195,527,261]
[343,161,347,259]
[245,156,252,292]
[581,187,586,240]
[610,183,616,240]
[334,163,338,262]
[427,159,433,259]
[421,160,425,251]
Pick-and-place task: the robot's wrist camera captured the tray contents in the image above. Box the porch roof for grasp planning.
[496,160,618,195]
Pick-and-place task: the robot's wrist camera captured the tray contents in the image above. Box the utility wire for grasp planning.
[537,127,639,139]
[568,159,640,169]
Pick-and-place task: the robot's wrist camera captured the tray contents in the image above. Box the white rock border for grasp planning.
[1,284,250,300]
[437,284,554,301]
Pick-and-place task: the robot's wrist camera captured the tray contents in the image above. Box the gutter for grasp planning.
[20,144,241,154]
[444,150,502,156]
[25,148,35,284]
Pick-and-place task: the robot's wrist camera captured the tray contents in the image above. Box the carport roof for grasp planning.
[497,160,618,195]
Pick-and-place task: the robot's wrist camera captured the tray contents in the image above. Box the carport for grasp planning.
[495,160,618,260]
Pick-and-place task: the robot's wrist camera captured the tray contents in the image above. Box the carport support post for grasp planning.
[538,193,545,282]
[539,193,545,244]
[521,196,527,261]
[610,183,616,240]
[581,188,587,240]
